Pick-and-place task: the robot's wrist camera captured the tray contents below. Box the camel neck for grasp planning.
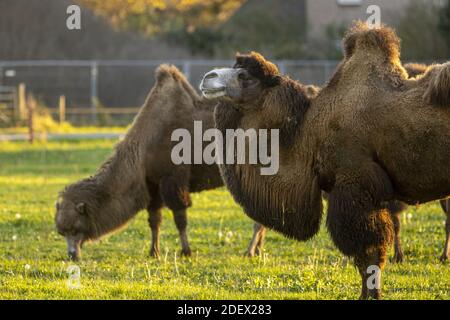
[213,90,323,241]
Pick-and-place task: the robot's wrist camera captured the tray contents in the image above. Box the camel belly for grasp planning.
[377,150,450,204]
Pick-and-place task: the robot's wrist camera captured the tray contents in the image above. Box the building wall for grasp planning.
[306,0,415,38]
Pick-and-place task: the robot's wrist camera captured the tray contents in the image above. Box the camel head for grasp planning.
[200,51,281,107]
[55,187,97,261]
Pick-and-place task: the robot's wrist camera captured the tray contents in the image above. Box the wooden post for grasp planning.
[59,95,66,124]
[18,83,26,120]
[27,95,35,144]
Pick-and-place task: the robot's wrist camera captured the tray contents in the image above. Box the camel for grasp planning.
[54,63,291,261]
[248,64,450,263]
[55,64,224,260]
[200,23,450,299]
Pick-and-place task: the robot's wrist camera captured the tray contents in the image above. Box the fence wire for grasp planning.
[0,60,339,125]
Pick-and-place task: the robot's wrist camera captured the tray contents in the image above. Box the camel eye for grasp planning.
[238,72,250,81]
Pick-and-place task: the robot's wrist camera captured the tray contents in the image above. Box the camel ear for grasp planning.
[234,51,280,87]
[342,32,357,59]
[75,202,86,215]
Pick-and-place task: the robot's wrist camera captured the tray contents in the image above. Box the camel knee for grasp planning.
[327,208,393,260]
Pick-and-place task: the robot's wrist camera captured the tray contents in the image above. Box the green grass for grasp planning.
[0,126,128,135]
[0,139,448,300]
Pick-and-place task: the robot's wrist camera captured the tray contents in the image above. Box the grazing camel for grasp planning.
[200,24,449,299]
[55,64,223,260]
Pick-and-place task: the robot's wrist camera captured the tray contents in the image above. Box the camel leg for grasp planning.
[391,213,403,263]
[148,207,163,258]
[326,164,394,299]
[159,176,192,257]
[439,199,450,262]
[255,225,267,256]
[172,209,192,257]
[147,191,164,259]
[328,202,391,300]
[387,201,407,263]
[246,222,266,257]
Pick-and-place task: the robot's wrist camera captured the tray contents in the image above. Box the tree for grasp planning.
[396,0,449,61]
[77,0,244,36]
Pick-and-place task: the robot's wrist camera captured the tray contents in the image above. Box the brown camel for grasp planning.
[200,23,449,299]
[248,64,450,263]
[54,63,281,261]
[55,64,224,260]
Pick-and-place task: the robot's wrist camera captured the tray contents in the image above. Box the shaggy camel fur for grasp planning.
[246,63,450,263]
[55,64,223,260]
[248,64,449,263]
[200,24,449,299]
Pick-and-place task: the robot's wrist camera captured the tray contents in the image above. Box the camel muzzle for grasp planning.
[66,237,82,261]
[200,68,238,99]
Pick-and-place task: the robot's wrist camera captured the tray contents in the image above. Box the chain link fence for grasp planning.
[0,60,339,126]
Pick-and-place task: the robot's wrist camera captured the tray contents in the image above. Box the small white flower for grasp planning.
[15,213,21,219]
[24,264,31,270]
[218,231,223,238]
[12,235,17,241]
[407,213,413,220]
[226,231,233,238]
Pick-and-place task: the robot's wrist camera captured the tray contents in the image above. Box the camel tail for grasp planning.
[424,62,450,107]
[155,64,201,100]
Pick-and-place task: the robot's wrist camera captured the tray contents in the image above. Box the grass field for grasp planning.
[0,139,448,300]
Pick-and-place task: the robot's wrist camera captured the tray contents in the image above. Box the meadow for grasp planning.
[0,139,448,299]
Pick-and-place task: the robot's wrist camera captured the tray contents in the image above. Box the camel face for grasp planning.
[200,67,263,105]
[55,198,88,260]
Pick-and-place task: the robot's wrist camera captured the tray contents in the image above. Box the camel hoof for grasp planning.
[439,254,448,263]
[392,253,404,264]
[245,250,256,258]
[181,248,192,257]
[150,249,160,259]
[360,290,381,300]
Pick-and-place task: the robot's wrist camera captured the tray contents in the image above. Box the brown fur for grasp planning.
[56,64,224,258]
[234,51,281,87]
[312,23,450,298]
[215,53,323,242]
[211,24,450,299]
[404,63,428,78]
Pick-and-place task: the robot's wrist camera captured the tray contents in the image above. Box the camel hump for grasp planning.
[424,62,450,107]
[155,64,187,84]
[404,63,428,78]
[154,64,201,101]
[342,21,400,61]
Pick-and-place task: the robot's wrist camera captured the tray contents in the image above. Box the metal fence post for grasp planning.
[324,61,332,84]
[278,61,286,75]
[182,61,191,82]
[90,62,98,123]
